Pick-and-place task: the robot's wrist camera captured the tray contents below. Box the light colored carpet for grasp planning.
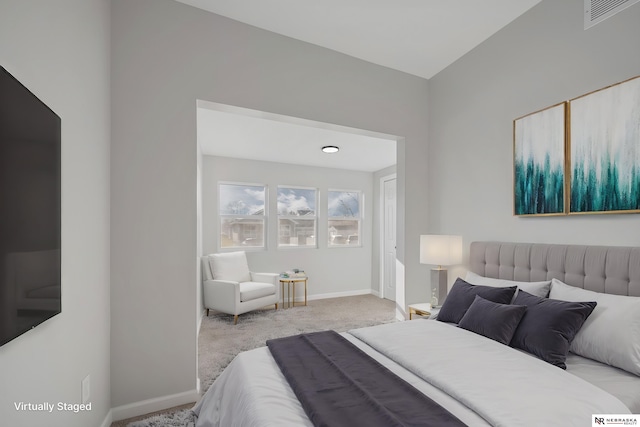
[109,404,194,427]
[113,294,396,427]
[126,407,195,427]
[198,294,397,392]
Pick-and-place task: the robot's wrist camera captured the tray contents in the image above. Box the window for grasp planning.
[277,186,317,248]
[328,190,362,247]
[219,183,267,249]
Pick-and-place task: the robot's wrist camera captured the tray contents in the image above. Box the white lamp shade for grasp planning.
[420,235,462,266]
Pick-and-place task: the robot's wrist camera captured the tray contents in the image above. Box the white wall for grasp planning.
[0,1,111,426]
[203,156,374,298]
[428,0,640,284]
[111,0,429,411]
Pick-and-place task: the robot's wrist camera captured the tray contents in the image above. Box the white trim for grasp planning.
[197,100,400,142]
[111,389,199,422]
[289,288,375,302]
[276,186,318,249]
[198,308,205,334]
[99,410,113,427]
[218,181,268,251]
[379,173,397,299]
[218,179,266,188]
[327,189,363,248]
[277,184,318,192]
[277,244,317,251]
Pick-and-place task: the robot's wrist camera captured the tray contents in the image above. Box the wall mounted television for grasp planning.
[0,66,61,347]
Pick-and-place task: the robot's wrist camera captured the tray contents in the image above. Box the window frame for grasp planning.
[218,181,268,251]
[327,189,363,248]
[277,185,318,249]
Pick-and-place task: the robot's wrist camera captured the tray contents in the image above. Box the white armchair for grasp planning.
[201,251,279,324]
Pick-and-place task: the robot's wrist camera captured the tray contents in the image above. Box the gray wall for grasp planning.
[203,156,374,298]
[428,0,640,284]
[6,0,636,420]
[111,0,429,410]
[0,1,111,426]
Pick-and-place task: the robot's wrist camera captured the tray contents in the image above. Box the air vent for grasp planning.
[584,0,640,29]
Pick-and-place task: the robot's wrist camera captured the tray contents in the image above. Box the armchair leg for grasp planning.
[233,314,238,325]
[275,303,278,310]
[206,308,209,316]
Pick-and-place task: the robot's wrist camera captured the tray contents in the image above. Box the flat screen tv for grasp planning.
[0,66,61,347]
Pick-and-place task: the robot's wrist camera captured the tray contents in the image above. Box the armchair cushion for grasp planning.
[240,282,277,302]
[209,251,251,283]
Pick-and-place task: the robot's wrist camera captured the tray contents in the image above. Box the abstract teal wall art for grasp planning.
[514,103,566,216]
[569,76,640,214]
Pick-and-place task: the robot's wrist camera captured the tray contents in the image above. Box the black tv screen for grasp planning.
[0,66,61,347]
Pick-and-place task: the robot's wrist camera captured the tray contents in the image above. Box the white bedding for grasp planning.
[193,320,632,427]
[351,320,630,426]
[566,353,640,413]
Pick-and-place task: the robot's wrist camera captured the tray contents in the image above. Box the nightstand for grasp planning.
[408,303,432,320]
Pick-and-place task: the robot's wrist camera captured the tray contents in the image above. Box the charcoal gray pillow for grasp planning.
[510,290,597,369]
[437,278,517,324]
[458,295,527,345]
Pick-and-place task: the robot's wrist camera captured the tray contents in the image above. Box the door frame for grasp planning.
[379,173,397,300]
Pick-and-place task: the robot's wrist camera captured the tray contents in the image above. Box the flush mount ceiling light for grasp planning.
[321,145,339,153]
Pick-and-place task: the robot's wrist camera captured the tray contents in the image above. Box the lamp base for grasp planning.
[430,268,448,306]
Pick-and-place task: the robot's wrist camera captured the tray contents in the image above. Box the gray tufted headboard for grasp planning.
[469,242,640,297]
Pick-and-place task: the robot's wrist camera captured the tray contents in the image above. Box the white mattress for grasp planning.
[566,352,640,413]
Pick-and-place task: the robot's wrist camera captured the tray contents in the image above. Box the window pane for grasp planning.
[220,184,265,215]
[278,219,316,247]
[328,191,360,218]
[220,218,264,248]
[328,220,359,246]
[277,188,316,216]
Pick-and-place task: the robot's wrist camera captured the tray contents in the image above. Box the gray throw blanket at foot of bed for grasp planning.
[266,330,467,427]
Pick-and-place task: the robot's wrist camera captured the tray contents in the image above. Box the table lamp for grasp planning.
[420,235,462,305]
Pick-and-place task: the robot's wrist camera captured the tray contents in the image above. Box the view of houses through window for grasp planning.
[277,186,317,248]
[328,190,361,246]
[219,183,266,249]
[218,183,361,250]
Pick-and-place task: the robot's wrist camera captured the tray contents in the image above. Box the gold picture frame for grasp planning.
[513,102,567,216]
[568,75,640,215]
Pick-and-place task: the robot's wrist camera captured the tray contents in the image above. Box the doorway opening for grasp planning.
[195,99,403,391]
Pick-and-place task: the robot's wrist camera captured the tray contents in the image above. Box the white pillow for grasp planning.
[550,278,640,377]
[209,251,252,283]
[465,271,551,298]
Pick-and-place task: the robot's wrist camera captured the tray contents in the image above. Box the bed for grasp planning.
[193,242,640,426]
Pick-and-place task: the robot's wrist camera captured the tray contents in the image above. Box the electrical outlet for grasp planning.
[81,375,90,404]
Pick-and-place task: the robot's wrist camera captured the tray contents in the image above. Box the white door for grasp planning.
[383,177,397,301]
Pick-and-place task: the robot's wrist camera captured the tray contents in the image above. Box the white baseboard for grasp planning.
[111,389,199,422]
[197,308,205,332]
[290,288,376,302]
[99,409,113,427]
[108,290,379,423]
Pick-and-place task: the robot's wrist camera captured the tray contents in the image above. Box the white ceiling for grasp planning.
[176,0,540,79]
[188,0,541,171]
[198,104,397,172]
